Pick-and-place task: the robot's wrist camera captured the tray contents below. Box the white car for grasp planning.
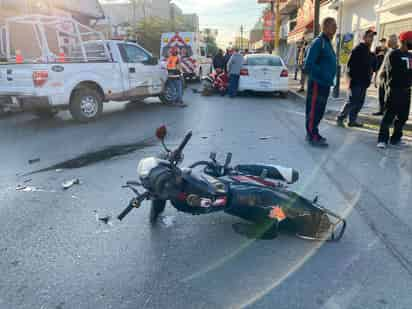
[238,54,289,96]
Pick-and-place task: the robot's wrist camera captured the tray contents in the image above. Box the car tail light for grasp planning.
[32,71,49,87]
[280,69,288,77]
[240,68,249,76]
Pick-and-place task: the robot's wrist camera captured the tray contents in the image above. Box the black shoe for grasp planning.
[308,137,329,148]
[336,117,345,127]
[348,121,364,128]
[297,88,305,93]
[373,111,384,116]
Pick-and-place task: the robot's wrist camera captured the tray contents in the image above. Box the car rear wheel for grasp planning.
[70,88,103,122]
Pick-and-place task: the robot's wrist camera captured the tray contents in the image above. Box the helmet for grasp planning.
[170,47,178,56]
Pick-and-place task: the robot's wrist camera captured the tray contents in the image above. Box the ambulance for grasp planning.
[160,32,212,80]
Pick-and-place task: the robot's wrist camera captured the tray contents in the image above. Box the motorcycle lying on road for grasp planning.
[201,68,229,96]
[118,126,346,241]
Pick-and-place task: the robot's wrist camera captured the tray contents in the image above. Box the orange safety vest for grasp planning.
[167,56,179,70]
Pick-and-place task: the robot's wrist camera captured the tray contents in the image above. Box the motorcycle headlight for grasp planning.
[137,157,161,179]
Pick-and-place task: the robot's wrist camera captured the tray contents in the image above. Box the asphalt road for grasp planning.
[1,88,412,309]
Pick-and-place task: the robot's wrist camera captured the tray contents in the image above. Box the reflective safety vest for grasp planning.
[167,55,179,70]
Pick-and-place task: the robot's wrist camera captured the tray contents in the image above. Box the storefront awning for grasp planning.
[287,21,313,43]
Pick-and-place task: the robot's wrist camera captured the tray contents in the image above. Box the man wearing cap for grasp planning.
[377,31,412,148]
[337,29,377,127]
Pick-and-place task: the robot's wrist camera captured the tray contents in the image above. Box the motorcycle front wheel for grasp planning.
[150,200,166,224]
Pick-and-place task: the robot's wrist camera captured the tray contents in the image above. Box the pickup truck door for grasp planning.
[117,43,162,97]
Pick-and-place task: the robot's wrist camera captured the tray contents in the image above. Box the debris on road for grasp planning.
[28,158,40,164]
[55,169,63,173]
[201,136,208,139]
[23,179,32,183]
[15,184,54,193]
[15,184,27,191]
[62,178,80,190]
[259,136,273,140]
[98,216,111,224]
[161,216,175,227]
[191,88,199,94]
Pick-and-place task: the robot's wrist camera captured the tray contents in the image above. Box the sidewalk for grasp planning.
[288,76,412,129]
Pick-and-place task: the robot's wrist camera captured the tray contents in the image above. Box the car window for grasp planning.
[246,57,283,66]
[118,44,149,63]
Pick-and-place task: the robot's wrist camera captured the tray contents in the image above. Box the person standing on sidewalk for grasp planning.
[298,40,308,92]
[337,29,377,127]
[304,17,337,147]
[227,48,244,98]
[374,34,399,116]
[377,31,412,149]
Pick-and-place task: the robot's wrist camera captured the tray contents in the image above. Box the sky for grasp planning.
[100,0,265,48]
[173,0,264,47]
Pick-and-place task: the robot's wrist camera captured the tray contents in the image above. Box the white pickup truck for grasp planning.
[0,15,171,122]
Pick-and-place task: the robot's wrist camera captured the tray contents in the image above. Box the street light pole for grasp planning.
[240,24,244,50]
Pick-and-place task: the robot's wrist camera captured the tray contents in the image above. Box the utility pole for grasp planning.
[274,0,281,55]
[314,0,320,36]
[240,24,244,50]
[170,3,176,31]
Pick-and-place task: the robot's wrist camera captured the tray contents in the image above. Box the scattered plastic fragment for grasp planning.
[62,178,80,190]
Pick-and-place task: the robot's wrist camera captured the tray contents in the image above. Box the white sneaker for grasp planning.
[377,142,387,149]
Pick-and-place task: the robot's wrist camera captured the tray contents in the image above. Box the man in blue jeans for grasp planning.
[304,17,337,147]
[337,29,377,127]
[227,48,244,97]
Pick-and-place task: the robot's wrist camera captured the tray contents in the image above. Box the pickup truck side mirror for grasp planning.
[144,56,158,65]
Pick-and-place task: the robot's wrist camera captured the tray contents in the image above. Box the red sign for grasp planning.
[263,30,274,42]
[263,11,274,27]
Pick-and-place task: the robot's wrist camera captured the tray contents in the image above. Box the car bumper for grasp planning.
[239,78,288,92]
[0,95,51,110]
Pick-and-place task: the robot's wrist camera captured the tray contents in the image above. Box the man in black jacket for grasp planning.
[213,49,225,71]
[377,31,412,148]
[337,29,377,127]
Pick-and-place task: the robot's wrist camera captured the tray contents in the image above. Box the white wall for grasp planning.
[342,0,378,44]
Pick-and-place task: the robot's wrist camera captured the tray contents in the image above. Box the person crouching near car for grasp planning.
[166,48,186,107]
[377,31,412,149]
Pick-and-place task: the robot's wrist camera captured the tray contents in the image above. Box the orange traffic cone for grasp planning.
[15,49,23,64]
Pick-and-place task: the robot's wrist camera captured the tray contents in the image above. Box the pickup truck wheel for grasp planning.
[70,88,103,122]
[34,108,58,119]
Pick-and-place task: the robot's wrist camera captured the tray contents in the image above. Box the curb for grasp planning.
[288,89,412,131]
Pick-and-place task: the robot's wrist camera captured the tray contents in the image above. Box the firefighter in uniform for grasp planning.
[377,31,412,148]
[166,47,186,106]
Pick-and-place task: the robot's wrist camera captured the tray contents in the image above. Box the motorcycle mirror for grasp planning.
[209,152,217,162]
[156,125,167,141]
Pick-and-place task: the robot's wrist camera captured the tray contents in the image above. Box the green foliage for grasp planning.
[128,17,196,56]
[202,28,218,56]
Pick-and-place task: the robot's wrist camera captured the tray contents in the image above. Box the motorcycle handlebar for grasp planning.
[118,203,134,221]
